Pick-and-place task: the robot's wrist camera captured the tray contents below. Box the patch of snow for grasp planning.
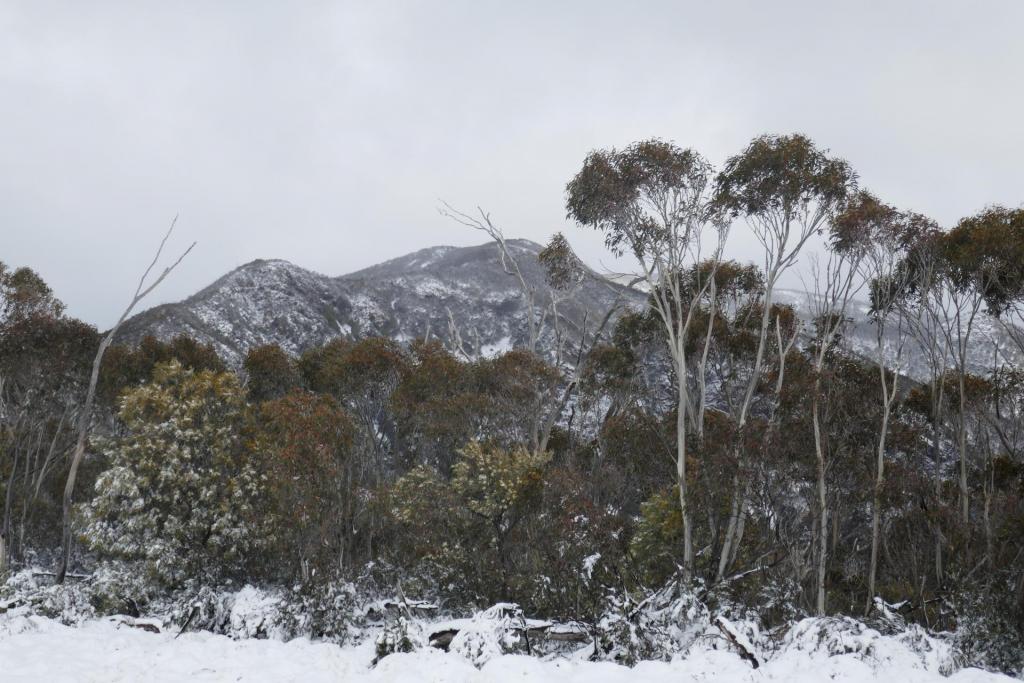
[480,336,513,358]
[582,553,601,580]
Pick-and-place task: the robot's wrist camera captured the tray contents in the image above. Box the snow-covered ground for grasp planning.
[0,613,1015,683]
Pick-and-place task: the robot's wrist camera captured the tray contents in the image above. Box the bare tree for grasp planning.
[439,204,621,458]
[439,203,551,356]
[56,218,194,583]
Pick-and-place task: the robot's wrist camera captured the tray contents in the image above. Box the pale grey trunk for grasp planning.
[866,340,898,613]
[716,473,743,581]
[866,412,888,614]
[932,360,946,586]
[677,356,693,580]
[812,379,828,616]
[2,445,19,574]
[957,367,969,529]
[715,284,776,583]
[57,221,193,583]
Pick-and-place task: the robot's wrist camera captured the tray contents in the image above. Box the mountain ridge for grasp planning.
[115,240,640,365]
[116,241,1022,380]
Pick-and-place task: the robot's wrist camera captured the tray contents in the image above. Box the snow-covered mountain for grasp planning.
[116,240,642,365]
[772,290,1023,381]
[117,241,1021,379]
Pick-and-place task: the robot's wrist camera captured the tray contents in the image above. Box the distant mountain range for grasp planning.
[117,240,1022,380]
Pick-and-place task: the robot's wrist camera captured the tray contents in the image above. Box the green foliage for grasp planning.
[566,139,717,259]
[630,488,684,584]
[391,340,481,472]
[0,262,65,324]
[538,232,586,291]
[243,343,301,402]
[388,441,550,602]
[255,389,359,581]
[83,360,267,586]
[451,441,549,523]
[714,133,855,219]
[99,334,224,405]
[941,206,1024,314]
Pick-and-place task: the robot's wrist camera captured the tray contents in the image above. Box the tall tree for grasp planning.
[837,192,936,611]
[712,133,855,583]
[804,243,864,615]
[567,139,725,580]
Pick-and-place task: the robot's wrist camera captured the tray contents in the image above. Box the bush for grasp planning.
[387,441,549,604]
[82,361,268,587]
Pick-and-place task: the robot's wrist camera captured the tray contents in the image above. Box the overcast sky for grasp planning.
[2,1,1022,329]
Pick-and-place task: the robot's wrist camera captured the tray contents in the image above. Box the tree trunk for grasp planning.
[716,471,743,582]
[57,220,194,583]
[866,477,883,613]
[676,365,693,581]
[1,446,19,575]
[957,366,970,532]
[812,374,827,616]
[932,389,945,586]
[866,366,893,613]
[57,336,109,583]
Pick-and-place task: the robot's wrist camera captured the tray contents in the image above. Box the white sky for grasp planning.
[2,1,1022,328]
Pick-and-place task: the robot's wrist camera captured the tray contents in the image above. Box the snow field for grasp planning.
[0,613,1015,683]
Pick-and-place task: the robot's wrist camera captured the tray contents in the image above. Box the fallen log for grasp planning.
[106,615,163,634]
[714,616,761,669]
[427,619,589,651]
[0,597,26,614]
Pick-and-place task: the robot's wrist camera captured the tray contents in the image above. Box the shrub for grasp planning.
[82,361,268,587]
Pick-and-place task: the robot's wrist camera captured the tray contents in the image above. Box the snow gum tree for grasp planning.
[711,133,855,586]
[836,191,937,612]
[566,139,725,582]
[82,360,267,587]
[243,343,301,403]
[937,207,1024,534]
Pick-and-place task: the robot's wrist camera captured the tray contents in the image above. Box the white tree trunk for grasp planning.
[812,374,828,616]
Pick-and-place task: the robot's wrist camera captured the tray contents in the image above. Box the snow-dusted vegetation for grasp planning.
[2,133,1024,681]
[0,576,1014,682]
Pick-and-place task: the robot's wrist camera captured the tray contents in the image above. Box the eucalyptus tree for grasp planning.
[566,139,725,581]
[803,243,864,615]
[950,207,1024,370]
[936,209,1023,530]
[712,133,856,584]
[0,264,93,575]
[836,192,938,612]
[899,229,952,582]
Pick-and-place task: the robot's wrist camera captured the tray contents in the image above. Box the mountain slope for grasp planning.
[116,240,642,365]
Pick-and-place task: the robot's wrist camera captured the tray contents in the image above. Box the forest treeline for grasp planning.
[1,134,1023,671]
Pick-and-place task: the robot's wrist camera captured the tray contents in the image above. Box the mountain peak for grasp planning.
[116,240,639,365]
